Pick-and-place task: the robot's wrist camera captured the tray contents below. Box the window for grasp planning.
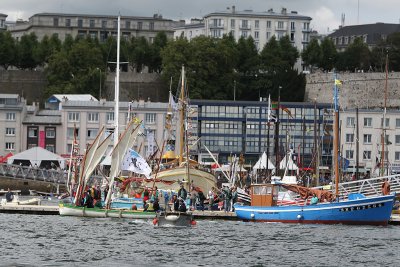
[290,21,295,31]
[254,31,259,39]
[53,18,59,27]
[125,21,131,29]
[211,29,222,38]
[255,20,259,29]
[67,128,79,138]
[345,133,354,143]
[87,112,99,122]
[396,118,400,128]
[241,20,248,29]
[89,19,95,28]
[266,32,271,40]
[231,19,235,28]
[5,142,15,150]
[46,128,55,138]
[113,20,118,29]
[107,112,114,123]
[145,113,156,124]
[46,144,55,153]
[5,128,15,136]
[6,112,16,121]
[363,151,371,160]
[363,134,372,144]
[77,19,83,28]
[266,21,271,29]
[68,112,80,122]
[345,150,354,159]
[290,32,295,41]
[364,117,372,127]
[395,152,400,161]
[346,117,355,127]
[303,22,310,30]
[28,128,38,138]
[102,20,107,28]
[87,129,98,139]
[138,22,143,30]
[65,18,71,27]
[149,22,154,30]
[241,31,248,38]
[381,118,390,128]
[396,135,400,145]
[277,21,284,29]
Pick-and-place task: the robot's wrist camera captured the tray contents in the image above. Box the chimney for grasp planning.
[232,5,236,14]
[281,8,287,15]
[268,8,273,13]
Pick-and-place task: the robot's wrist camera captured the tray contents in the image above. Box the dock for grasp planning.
[192,210,237,220]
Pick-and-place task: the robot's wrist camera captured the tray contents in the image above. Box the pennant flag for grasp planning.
[121,149,152,178]
[335,79,342,86]
[281,106,293,118]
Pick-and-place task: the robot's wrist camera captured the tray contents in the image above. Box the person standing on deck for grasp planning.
[208,187,215,211]
[189,186,198,210]
[5,188,13,202]
[222,186,232,212]
[231,186,238,211]
[178,184,187,200]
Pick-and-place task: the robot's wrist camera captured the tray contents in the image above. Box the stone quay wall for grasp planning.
[305,72,400,109]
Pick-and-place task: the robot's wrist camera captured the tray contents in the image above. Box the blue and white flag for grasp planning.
[121,149,152,178]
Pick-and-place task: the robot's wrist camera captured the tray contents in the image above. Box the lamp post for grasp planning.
[96,68,102,99]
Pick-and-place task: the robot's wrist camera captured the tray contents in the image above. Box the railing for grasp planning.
[0,163,67,185]
[315,174,400,197]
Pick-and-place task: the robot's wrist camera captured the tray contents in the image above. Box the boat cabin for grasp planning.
[250,184,278,207]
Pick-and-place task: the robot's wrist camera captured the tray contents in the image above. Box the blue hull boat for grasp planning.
[108,197,144,209]
[235,194,395,226]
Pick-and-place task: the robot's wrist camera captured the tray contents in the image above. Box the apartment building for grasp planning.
[0,13,7,31]
[173,18,205,40]
[340,109,400,174]
[7,12,180,42]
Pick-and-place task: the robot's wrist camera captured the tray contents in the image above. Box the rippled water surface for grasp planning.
[0,213,400,266]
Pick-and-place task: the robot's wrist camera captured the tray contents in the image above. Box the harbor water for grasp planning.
[1,213,400,266]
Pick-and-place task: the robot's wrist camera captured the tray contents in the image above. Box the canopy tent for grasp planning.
[279,154,299,171]
[214,164,247,173]
[253,152,276,171]
[7,147,65,169]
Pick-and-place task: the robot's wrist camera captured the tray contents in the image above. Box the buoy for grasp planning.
[297,214,302,220]
[153,218,158,226]
[250,213,255,218]
[191,220,197,226]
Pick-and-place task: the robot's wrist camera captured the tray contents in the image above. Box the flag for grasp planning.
[335,79,342,86]
[146,130,155,157]
[338,155,350,170]
[267,95,277,123]
[169,91,178,111]
[121,149,152,177]
[281,106,293,118]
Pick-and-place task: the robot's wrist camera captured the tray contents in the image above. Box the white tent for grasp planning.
[253,152,276,171]
[215,164,247,173]
[7,147,65,169]
[279,154,299,171]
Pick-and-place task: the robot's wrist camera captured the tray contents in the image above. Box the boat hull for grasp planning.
[59,203,155,219]
[155,212,194,227]
[235,194,395,226]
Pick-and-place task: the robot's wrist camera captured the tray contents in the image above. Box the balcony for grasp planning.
[209,23,224,29]
[239,25,251,30]
[302,28,311,32]
[275,26,287,31]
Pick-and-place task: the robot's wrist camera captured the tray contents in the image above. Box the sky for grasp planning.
[2,0,400,34]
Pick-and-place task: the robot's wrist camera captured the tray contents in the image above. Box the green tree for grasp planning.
[260,36,282,70]
[301,38,321,71]
[0,31,16,69]
[129,36,150,73]
[279,35,299,69]
[16,33,39,69]
[342,37,371,71]
[148,32,168,73]
[320,37,337,71]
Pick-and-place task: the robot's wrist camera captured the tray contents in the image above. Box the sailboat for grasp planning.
[234,74,395,225]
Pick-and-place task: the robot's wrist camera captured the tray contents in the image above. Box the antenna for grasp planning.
[341,13,345,27]
[357,0,360,24]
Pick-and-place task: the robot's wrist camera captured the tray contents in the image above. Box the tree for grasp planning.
[320,38,337,71]
[16,33,39,69]
[129,36,150,73]
[301,38,321,71]
[342,37,371,71]
[0,31,16,69]
[148,32,168,73]
[279,35,299,69]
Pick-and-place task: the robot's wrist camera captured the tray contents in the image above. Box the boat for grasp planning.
[234,74,396,226]
[153,212,195,227]
[59,203,155,219]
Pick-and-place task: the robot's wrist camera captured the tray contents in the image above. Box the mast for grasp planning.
[356,107,359,180]
[333,74,340,198]
[381,53,388,176]
[114,15,121,148]
[267,95,271,180]
[313,100,318,182]
[274,87,281,174]
[179,66,185,165]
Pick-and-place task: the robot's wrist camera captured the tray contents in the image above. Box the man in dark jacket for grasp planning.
[178,184,187,200]
[5,188,13,202]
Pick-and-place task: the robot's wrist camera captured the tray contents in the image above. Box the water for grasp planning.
[0,213,399,267]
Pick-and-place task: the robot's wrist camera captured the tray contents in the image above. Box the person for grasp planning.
[83,190,94,208]
[177,198,187,212]
[208,187,215,211]
[310,194,319,205]
[231,186,238,211]
[170,195,178,211]
[222,186,232,212]
[142,188,150,202]
[144,200,155,212]
[5,188,13,202]
[381,179,391,195]
[153,199,160,211]
[178,184,187,200]
[189,187,198,210]
[103,185,109,201]
[163,191,170,209]
[197,190,206,211]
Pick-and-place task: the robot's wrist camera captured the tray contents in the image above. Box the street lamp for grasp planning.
[96,68,102,99]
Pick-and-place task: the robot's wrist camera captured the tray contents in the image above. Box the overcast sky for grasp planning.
[2,0,400,34]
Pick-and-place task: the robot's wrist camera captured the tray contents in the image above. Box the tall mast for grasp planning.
[381,53,388,176]
[114,15,121,148]
[356,107,359,180]
[333,74,340,197]
[179,66,185,165]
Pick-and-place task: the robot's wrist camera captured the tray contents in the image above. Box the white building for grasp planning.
[173,18,205,40]
[340,109,400,174]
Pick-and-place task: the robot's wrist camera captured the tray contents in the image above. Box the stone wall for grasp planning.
[305,72,400,109]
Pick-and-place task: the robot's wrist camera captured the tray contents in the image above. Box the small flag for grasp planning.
[335,79,342,86]
[169,91,178,111]
[121,149,152,177]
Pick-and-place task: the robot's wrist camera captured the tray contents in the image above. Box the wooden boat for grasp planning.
[234,75,396,226]
[59,203,156,219]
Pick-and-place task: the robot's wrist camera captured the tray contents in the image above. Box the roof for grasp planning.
[329,23,400,43]
[0,94,19,99]
[253,152,275,170]
[7,147,65,169]
[37,110,61,116]
[48,94,98,103]
[31,13,175,22]
[23,114,61,124]
[174,23,205,30]
[204,9,311,20]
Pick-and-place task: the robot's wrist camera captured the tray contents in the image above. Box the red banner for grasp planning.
[39,130,45,148]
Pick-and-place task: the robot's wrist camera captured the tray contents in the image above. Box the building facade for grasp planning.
[0,13,7,31]
[7,13,181,42]
[173,19,205,40]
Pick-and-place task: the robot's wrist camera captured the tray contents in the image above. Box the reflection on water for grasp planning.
[0,213,399,266]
